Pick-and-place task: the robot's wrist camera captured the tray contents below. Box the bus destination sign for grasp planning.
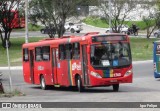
[92,35,127,42]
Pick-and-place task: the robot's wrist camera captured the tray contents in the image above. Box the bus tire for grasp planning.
[112,84,119,92]
[76,76,84,92]
[40,75,47,90]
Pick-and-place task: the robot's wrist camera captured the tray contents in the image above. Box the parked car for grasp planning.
[40,26,56,34]
[154,29,160,38]
[64,23,83,33]
[106,25,129,33]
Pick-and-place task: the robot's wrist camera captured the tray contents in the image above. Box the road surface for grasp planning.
[0,61,158,103]
[9,24,154,38]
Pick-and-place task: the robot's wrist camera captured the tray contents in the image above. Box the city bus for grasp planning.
[153,41,160,78]
[22,32,133,92]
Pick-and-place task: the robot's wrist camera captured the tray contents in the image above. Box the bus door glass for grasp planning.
[82,45,89,85]
[29,50,34,84]
[52,48,58,84]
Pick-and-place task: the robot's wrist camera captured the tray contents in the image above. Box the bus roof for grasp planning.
[22,32,129,48]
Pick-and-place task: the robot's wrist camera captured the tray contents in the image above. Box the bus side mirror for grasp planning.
[87,46,90,54]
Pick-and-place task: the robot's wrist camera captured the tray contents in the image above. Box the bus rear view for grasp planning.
[153,41,160,78]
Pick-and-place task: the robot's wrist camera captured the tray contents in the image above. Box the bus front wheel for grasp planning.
[40,75,47,90]
[76,76,84,92]
[112,84,119,92]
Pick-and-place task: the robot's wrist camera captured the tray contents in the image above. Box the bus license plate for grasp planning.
[110,80,117,82]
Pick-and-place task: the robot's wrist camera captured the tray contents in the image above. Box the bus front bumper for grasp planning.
[89,74,132,87]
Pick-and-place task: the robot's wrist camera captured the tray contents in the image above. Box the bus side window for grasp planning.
[72,43,80,59]
[35,47,42,61]
[42,46,50,61]
[23,48,29,61]
[59,44,65,60]
[65,44,72,60]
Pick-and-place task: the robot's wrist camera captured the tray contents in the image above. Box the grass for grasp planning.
[0,37,158,66]
[130,37,158,61]
[0,89,25,98]
[124,20,155,30]
[83,16,109,28]
[83,17,155,30]
[0,37,45,66]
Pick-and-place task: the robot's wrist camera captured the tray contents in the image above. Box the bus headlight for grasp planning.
[124,69,132,76]
[90,71,102,78]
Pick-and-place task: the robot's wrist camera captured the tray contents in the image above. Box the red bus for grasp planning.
[11,10,25,28]
[22,32,132,92]
[2,10,25,29]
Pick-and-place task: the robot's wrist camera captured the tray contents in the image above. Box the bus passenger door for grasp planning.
[29,50,34,84]
[52,48,58,84]
[82,45,89,85]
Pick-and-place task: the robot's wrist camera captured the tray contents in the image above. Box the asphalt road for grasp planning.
[0,61,159,103]
[9,24,154,38]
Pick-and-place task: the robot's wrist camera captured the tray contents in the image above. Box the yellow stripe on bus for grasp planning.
[110,69,113,77]
[70,60,73,85]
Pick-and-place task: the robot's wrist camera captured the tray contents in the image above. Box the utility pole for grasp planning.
[25,0,29,43]
[6,40,13,92]
[109,0,111,33]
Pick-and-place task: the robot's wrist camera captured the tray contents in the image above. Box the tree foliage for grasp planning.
[29,0,80,38]
[98,0,137,33]
[141,0,160,38]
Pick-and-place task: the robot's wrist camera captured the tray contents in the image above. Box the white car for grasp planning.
[106,25,129,33]
[64,23,83,33]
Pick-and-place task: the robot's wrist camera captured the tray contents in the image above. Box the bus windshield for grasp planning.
[90,42,131,68]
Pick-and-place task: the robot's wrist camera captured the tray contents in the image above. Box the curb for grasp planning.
[0,60,153,70]
[0,66,22,70]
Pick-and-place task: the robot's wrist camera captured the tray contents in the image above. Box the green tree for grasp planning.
[142,0,160,38]
[29,0,81,38]
[98,0,137,33]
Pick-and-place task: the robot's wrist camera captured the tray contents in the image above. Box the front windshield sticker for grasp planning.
[113,60,118,66]
[101,60,110,66]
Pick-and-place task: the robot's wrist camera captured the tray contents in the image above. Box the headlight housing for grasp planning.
[124,69,132,76]
[90,71,102,78]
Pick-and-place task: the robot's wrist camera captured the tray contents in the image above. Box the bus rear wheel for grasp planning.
[112,84,119,92]
[40,75,47,90]
[76,76,84,92]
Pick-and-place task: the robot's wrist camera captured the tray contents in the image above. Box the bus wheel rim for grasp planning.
[77,79,80,90]
[41,78,45,88]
